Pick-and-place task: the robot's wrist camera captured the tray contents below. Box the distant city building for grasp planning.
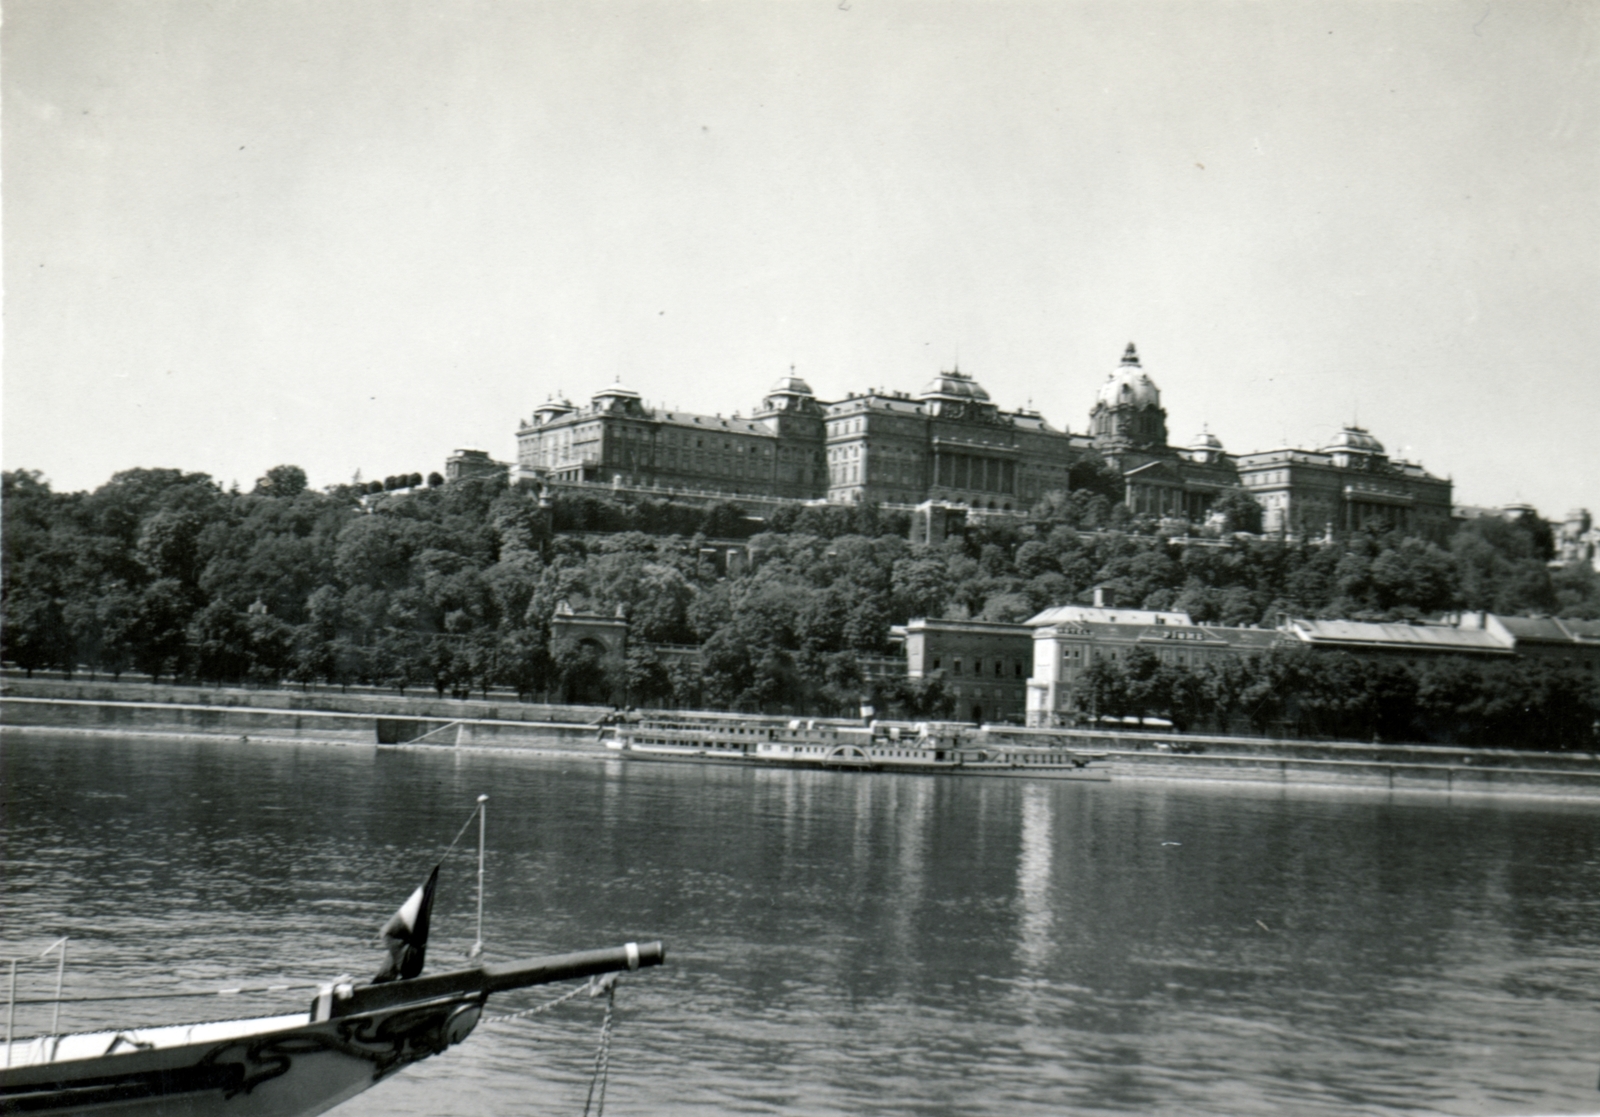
[1554,509,1600,572]
[515,377,824,500]
[820,368,1093,512]
[514,367,1100,513]
[510,343,1454,535]
[445,448,511,483]
[1269,613,1599,670]
[1453,502,1540,524]
[1022,607,1597,728]
[1234,428,1453,542]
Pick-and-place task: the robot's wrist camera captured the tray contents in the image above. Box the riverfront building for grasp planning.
[1023,610,1600,727]
[901,618,1034,725]
[1283,614,1600,674]
[1024,608,1281,727]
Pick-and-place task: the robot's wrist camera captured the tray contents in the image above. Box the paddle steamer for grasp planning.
[603,717,1110,780]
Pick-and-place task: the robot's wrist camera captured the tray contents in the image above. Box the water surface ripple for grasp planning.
[2,734,1598,1115]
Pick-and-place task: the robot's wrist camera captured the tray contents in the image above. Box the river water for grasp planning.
[3,732,1599,1116]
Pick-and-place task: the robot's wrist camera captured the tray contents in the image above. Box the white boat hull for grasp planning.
[1,995,481,1117]
[0,943,664,1117]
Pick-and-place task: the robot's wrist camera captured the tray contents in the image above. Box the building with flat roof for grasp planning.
[445,448,510,483]
[902,617,1033,725]
[1277,614,1598,675]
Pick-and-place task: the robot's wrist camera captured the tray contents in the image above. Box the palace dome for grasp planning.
[919,369,991,402]
[1095,343,1161,409]
[592,378,641,401]
[1321,426,1385,455]
[767,373,814,397]
[1190,428,1223,451]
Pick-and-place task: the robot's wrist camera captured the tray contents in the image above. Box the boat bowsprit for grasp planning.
[1,796,667,1117]
[0,943,665,1117]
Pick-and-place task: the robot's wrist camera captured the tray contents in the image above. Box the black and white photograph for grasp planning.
[3,2,1598,1114]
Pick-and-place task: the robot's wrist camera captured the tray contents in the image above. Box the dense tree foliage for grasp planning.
[1078,647,1598,751]
[3,467,1596,734]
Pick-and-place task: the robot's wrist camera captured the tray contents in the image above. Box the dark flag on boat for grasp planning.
[372,865,439,983]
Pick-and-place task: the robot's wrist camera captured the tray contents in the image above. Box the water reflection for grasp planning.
[4,736,1600,1116]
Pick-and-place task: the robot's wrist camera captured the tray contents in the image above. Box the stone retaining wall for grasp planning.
[0,677,602,726]
[0,697,601,751]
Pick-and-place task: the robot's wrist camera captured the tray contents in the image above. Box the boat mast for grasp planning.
[42,939,66,1036]
[5,958,15,1067]
[471,795,488,960]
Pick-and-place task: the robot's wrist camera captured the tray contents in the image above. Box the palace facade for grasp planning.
[513,343,1452,534]
[1234,428,1454,543]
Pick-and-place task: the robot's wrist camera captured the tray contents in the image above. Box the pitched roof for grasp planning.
[1493,615,1600,646]
[1027,605,1195,627]
[1287,619,1513,654]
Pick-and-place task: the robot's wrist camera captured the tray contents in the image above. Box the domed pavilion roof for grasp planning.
[918,368,991,402]
[1321,426,1385,455]
[592,377,641,401]
[767,371,815,397]
[1094,342,1161,409]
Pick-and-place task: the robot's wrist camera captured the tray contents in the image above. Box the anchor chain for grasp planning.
[481,974,625,1117]
[480,978,593,1024]
[581,975,618,1117]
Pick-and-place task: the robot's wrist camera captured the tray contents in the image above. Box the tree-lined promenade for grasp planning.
[2,466,1597,748]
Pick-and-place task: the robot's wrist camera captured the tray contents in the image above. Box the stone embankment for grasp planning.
[985,726,1600,798]
[4,677,1598,798]
[0,677,610,752]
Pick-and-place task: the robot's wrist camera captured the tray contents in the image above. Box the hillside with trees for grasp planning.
[3,466,1596,743]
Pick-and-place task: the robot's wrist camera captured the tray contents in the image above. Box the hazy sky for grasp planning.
[5,1,1596,514]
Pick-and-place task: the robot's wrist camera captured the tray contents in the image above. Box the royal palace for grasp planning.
[512,344,1454,539]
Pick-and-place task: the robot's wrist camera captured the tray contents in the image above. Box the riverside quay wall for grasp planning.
[4,679,1600,797]
[983,727,1600,798]
[0,678,609,751]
